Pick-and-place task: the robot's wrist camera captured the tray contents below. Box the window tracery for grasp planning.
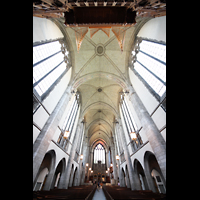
[93,143,105,164]
[33,39,70,97]
[130,37,166,99]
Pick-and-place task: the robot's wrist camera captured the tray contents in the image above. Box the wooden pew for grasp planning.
[33,185,96,200]
[102,185,166,200]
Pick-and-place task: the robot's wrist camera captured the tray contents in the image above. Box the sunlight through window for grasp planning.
[133,39,166,97]
[94,143,105,164]
[33,41,67,96]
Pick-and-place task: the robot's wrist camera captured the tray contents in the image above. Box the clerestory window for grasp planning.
[33,40,69,97]
[131,38,166,99]
[120,95,143,149]
[57,94,80,149]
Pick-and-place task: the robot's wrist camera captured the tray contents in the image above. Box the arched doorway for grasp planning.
[151,169,166,193]
[33,150,56,191]
[51,158,66,189]
[133,159,148,190]
[144,151,166,193]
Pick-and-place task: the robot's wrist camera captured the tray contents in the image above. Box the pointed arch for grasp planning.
[51,158,66,189]
[144,151,166,193]
[72,72,128,91]
[133,158,148,190]
[91,138,109,152]
[33,150,56,191]
[93,143,106,164]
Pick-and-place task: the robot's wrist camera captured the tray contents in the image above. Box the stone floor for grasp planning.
[92,187,106,200]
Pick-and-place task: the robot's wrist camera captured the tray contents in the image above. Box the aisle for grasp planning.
[92,187,106,200]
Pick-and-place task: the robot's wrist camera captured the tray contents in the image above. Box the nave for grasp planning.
[33,2,166,199]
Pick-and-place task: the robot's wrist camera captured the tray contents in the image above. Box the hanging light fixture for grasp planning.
[110,163,113,167]
[106,170,108,173]
[130,131,137,140]
[89,168,91,171]
[116,155,119,160]
[86,163,88,167]
[63,130,70,139]
[80,154,83,160]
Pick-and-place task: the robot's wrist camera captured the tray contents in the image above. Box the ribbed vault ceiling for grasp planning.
[56,17,151,148]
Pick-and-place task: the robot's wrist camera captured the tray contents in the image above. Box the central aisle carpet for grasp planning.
[92,187,106,200]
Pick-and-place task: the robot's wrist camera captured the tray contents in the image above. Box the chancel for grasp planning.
[33,1,166,199]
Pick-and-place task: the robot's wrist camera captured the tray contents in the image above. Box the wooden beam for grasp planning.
[149,0,160,5]
[33,9,64,15]
[75,1,80,6]
[41,2,51,8]
[121,1,126,6]
[68,23,133,28]
[57,0,73,10]
[33,3,43,9]
[89,26,111,29]
[41,0,54,6]
[33,13,61,18]
[112,1,117,6]
[84,1,89,6]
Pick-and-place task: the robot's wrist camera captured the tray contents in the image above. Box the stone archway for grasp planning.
[51,158,66,189]
[144,151,166,193]
[33,150,56,191]
[133,159,148,190]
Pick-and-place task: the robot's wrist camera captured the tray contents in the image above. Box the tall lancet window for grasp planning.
[120,95,143,149]
[131,37,166,99]
[93,143,105,164]
[57,94,80,149]
[33,39,69,98]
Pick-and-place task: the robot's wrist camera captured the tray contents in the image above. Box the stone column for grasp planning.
[106,151,109,171]
[80,135,89,184]
[116,159,120,184]
[128,86,166,180]
[42,167,56,190]
[113,133,120,181]
[58,120,82,189]
[77,160,82,186]
[33,85,72,187]
[117,120,141,190]
[119,167,125,187]
[110,145,118,185]
[76,122,85,186]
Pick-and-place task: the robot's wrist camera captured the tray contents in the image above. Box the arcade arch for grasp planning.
[144,151,166,193]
